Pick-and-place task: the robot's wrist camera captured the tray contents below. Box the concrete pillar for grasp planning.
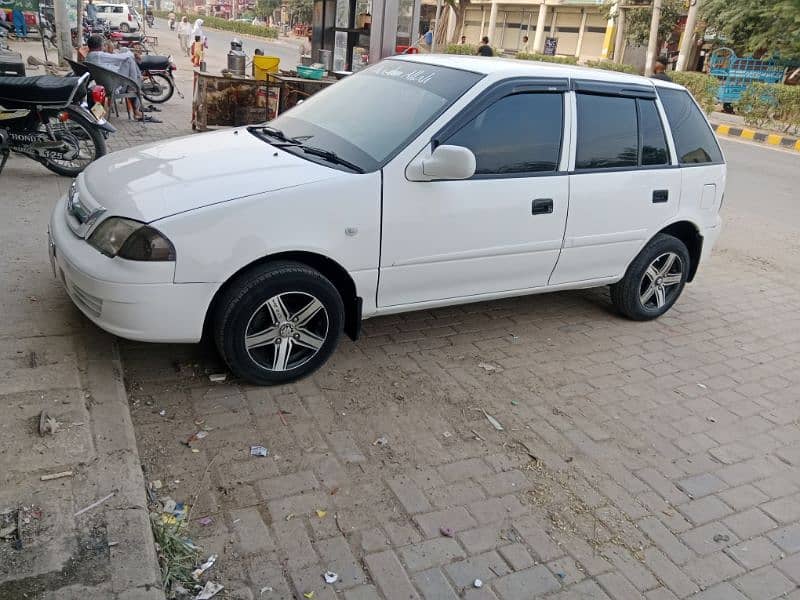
[575,9,588,58]
[549,7,557,36]
[676,0,701,71]
[613,6,625,63]
[487,0,498,44]
[532,1,548,54]
[479,6,485,39]
[53,0,72,65]
[644,0,663,77]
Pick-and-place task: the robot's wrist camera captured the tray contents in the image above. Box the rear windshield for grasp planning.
[657,87,723,165]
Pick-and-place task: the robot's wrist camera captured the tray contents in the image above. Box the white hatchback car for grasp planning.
[94,2,141,31]
[49,56,725,385]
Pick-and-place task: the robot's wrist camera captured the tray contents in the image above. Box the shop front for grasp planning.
[311,0,421,72]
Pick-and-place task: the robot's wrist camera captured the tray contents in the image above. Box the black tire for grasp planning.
[120,23,130,32]
[40,107,107,177]
[214,261,344,385]
[142,73,174,103]
[610,233,690,321]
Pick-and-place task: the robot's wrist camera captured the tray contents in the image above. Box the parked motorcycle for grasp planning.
[0,73,115,176]
[139,55,180,103]
[109,30,152,53]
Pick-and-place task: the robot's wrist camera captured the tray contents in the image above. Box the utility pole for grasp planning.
[644,0,662,77]
[612,4,625,63]
[53,0,72,65]
[676,0,700,71]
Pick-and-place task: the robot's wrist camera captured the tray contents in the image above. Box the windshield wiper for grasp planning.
[247,125,299,144]
[270,140,365,174]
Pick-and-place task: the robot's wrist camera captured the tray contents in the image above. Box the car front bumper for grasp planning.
[49,196,216,343]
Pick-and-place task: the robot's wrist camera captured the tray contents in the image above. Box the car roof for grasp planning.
[389,54,684,90]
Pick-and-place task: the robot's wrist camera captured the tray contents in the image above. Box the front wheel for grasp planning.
[214,261,344,385]
[610,233,690,321]
[142,73,174,103]
[39,107,107,177]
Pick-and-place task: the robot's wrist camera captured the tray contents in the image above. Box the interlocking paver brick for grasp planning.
[761,493,800,524]
[230,507,275,555]
[676,473,727,499]
[680,521,739,555]
[776,552,800,585]
[414,506,477,538]
[463,588,499,600]
[638,517,693,564]
[718,484,770,511]
[387,476,432,515]
[344,585,381,600]
[360,528,390,553]
[315,536,366,589]
[513,515,563,562]
[458,524,507,555]
[754,475,800,499]
[691,583,748,600]
[498,543,534,571]
[601,546,658,592]
[413,568,459,600]
[444,551,511,589]
[365,550,420,600]
[733,565,796,599]
[290,565,338,600]
[768,523,800,553]
[438,458,492,483]
[550,580,612,600]
[467,495,526,525]
[491,565,561,599]
[642,547,698,598]
[398,538,466,572]
[726,536,784,570]
[478,470,530,497]
[272,518,317,569]
[645,588,679,600]
[635,468,689,506]
[682,551,744,588]
[384,522,423,547]
[678,495,732,525]
[256,470,318,499]
[327,430,366,463]
[268,491,330,521]
[596,572,641,600]
[547,557,585,586]
[428,481,486,509]
[723,507,778,540]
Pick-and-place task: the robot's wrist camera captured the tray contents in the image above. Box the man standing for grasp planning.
[177,16,192,55]
[460,35,467,45]
[86,0,97,22]
[476,36,493,56]
[651,57,672,81]
[520,35,530,53]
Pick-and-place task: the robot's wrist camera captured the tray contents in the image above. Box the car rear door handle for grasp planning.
[532,198,553,215]
[652,190,669,203]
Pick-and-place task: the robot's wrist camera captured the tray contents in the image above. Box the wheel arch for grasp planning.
[203,251,362,342]
[654,220,703,282]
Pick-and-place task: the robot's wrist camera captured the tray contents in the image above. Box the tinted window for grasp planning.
[576,94,638,169]
[444,93,563,175]
[638,99,669,165]
[658,88,722,164]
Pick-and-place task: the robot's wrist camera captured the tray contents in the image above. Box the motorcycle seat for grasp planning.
[139,55,170,71]
[0,75,81,106]
[117,32,144,41]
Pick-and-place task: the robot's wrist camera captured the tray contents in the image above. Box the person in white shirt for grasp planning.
[177,16,192,55]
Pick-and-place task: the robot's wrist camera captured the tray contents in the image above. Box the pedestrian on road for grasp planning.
[177,16,191,55]
[651,57,672,81]
[476,36,493,57]
[192,18,207,49]
[86,0,98,22]
[11,7,27,38]
[191,34,204,67]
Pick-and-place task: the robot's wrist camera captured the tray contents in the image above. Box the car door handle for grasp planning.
[652,190,669,203]
[532,198,553,215]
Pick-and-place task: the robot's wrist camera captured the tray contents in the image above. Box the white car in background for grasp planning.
[49,56,725,385]
[93,2,141,31]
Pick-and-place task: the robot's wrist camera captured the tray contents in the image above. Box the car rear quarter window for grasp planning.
[575,94,638,169]
[444,92,564,175]
[657,87,723,165]
[638,99,670,166]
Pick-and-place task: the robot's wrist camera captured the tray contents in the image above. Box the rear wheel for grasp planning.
[142,73,174,103]
[119,22,130,32]
[39,107,107,177]
[610,233,690,320]
[214,261,344,385]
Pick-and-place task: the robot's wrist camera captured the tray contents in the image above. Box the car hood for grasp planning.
[81,128,342,223]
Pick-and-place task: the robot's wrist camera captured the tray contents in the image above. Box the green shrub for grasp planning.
[584,59,638,74]
[736,83,800,134]
[444,43,477,55]
[516,52,578,65]
[153,10,278,38]
[669,71,720,114]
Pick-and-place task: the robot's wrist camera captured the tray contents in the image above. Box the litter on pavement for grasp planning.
[373,436,388,446]
[208,373,227,383]
[195,581,224,599]
[250,445,269,457]
[439,526,455,538]
[473,579,483,588]
[191,554,218,580]
[74,491,115,517]
[323,571,338,584]
[40,470,73,481]
[483,410,504,431]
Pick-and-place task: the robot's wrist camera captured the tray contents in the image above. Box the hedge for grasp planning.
[153,10,278,39]
[584,59,638,74]
[736,83,800,134]
[669,71,720,114]
[444,44,477,55]
[516,52,578,65]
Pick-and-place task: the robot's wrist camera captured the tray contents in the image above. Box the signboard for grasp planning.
[543,37,557,56]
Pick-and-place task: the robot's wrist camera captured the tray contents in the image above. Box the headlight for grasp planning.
[88,217,175,261]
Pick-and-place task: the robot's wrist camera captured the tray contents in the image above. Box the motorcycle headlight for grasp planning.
[88,217,175,261]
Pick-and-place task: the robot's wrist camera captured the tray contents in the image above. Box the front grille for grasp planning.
[70,283,103,317]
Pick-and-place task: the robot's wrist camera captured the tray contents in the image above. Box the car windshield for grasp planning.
[261,61,483,172]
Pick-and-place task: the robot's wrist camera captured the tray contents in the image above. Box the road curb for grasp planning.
[82,327,166,600]
[711,122,800,151]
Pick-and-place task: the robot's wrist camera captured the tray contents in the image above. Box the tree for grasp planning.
[445,0,472,44]
[702,0,800,58]
[287,0,312,24]
[604,0,684,48]
[255,0,280,20]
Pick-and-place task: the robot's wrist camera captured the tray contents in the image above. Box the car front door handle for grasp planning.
[532,198,553,215]
[652,190,669,203]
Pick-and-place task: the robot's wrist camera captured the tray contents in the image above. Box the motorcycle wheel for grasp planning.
[142,73,174,103]
[39,107,107,177]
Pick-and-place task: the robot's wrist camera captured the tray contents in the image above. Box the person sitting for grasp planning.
[84,34,160,122]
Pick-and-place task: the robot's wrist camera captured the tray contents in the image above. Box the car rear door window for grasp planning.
[575,94,638,169]
[657,87,723,164]
[638,99,670,166]
[444,92,563,175]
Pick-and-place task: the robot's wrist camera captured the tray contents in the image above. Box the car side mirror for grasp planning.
[407,144,476,181]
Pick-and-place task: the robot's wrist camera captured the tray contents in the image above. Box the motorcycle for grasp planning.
[145,13,155,27]
[139,54,181,103]
[109,30,152,53]
[0,73,115,176]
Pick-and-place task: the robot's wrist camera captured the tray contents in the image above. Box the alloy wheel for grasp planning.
[244,291,329,372]
[639,252,683,310]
